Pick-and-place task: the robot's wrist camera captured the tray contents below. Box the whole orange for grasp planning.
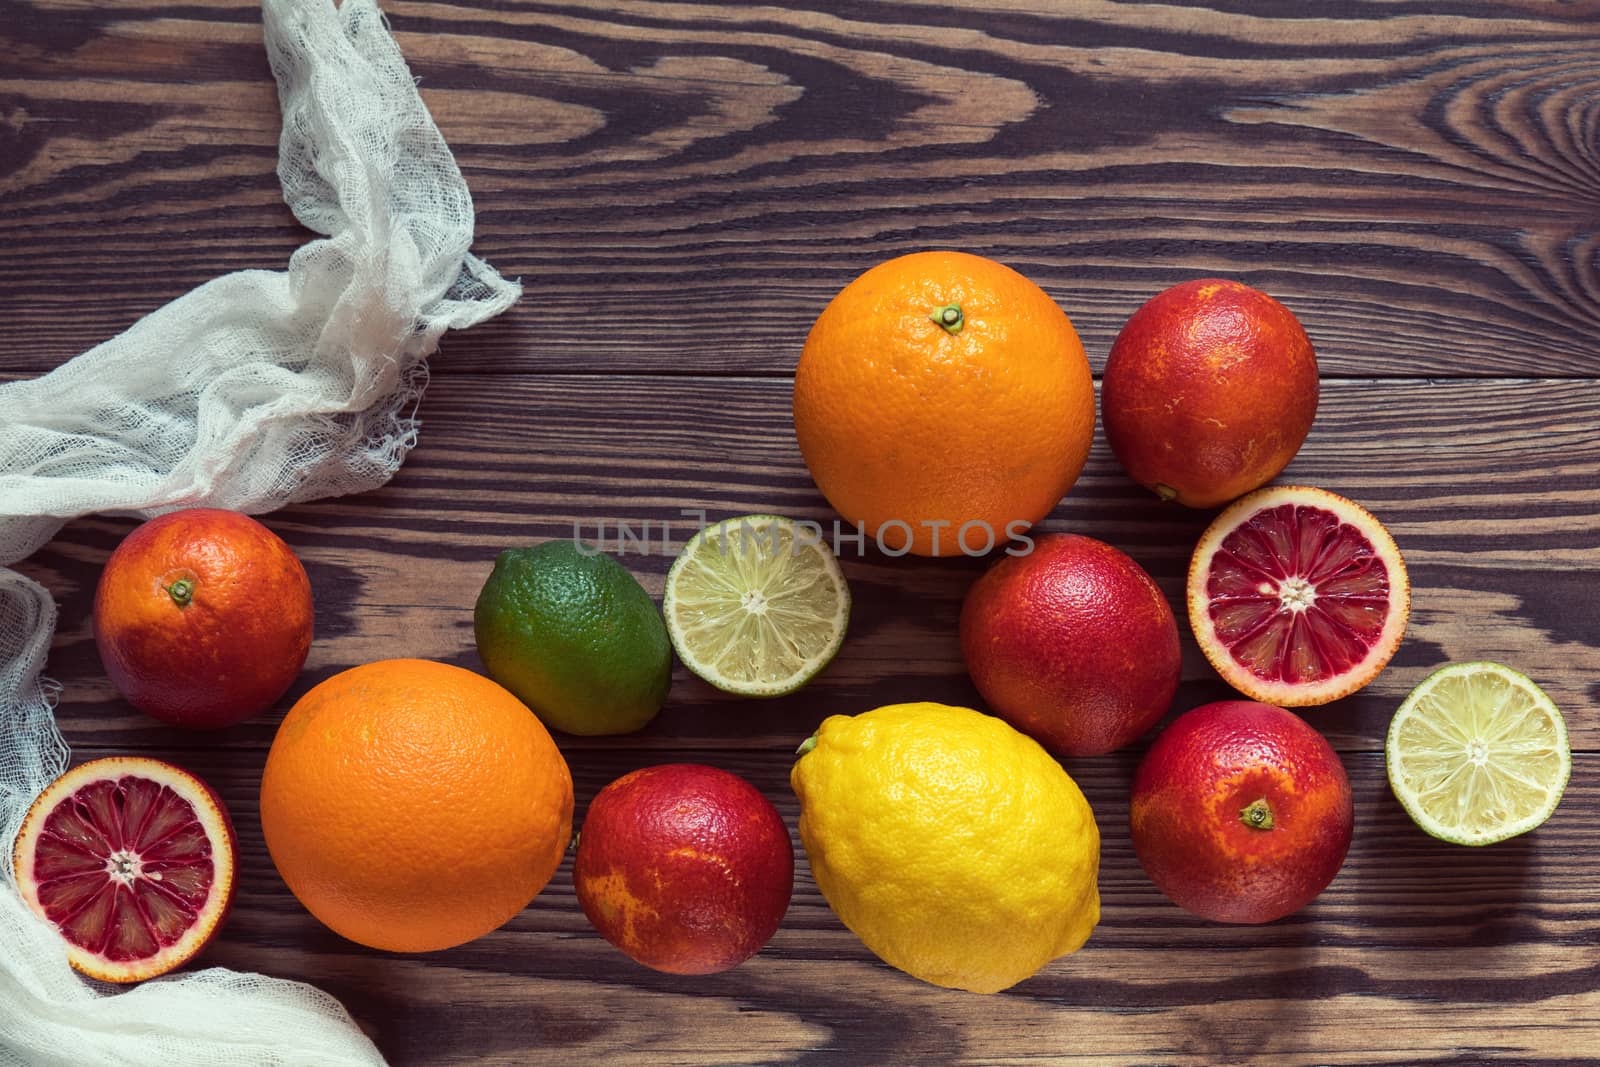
[1101,279,1318,509]
[1130,700,1353,924]
[93,507,313,729]
[793,251,1095,557]
[574,764,793,975]
[259,658,574,953]
[960,533,1181,757]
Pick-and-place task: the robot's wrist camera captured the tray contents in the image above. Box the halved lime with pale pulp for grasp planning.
[664,515,850,697]
[1386,662,1570,846]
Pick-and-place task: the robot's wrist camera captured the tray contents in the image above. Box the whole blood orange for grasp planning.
[259,659,573,953]
[1102,279,1318,508]
[793,251,1095,556]
[960,534,1181,757]
[1130,700,1354,924]
[1188,485,1409,707]
[93,508,313,729]
[574,764,793,975]
[12,756,237,983]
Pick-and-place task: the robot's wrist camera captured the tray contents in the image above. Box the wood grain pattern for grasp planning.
[3,1,1599,376]
[4,1,1600,1064]
[64,740,1600,1066]
[19,375,1600,753]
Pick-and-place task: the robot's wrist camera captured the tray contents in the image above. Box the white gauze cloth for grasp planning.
[0,0,520,1062]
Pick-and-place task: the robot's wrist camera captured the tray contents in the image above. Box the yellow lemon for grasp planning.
[791,702,1100,993]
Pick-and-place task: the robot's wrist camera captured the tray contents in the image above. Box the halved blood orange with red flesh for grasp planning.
[1188,486,1409,707]
[12,756,236,983]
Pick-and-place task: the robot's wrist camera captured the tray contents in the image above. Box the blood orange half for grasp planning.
[12,756,236,983]
[1187,485,1409,707]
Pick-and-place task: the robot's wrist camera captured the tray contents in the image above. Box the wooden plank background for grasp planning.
[3,1,1599,1064]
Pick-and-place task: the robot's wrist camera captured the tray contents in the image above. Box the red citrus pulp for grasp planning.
[12,756,237,983]
[1188,485,1408,707]
[960,533,1181,756]
[574,764,793,975]
[1130,700,1354,924]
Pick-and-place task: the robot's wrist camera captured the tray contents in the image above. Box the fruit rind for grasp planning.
[1101,278,1319,509]
[573,763,793,975]
[1130,700,1354,924]
[12,756,236,984]
[474,540,671,736]
[664,514,850,697]
[1187,485,1409,707]
[1385,661,1570,847]
[791,702,1100,993]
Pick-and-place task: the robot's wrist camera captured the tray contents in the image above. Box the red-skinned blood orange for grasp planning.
[1102,278,1318,509]
[1130,700,1353,924]
[574,764,793,975]
[960,533,1181,757]
[93,508,313,729]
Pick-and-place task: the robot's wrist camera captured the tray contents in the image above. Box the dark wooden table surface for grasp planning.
[5,1,1600,1064]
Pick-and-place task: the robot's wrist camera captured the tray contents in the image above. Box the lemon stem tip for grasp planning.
[795,734,818,758]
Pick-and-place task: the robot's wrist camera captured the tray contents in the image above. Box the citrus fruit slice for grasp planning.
[664,515,850,697]
[12,756,237,983]
[1386,662,1570,846]
[1187,485,1409,706]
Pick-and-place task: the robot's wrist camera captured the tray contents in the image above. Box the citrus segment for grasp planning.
[664,515,849,697]
[1386,662,1569,846]
[1188,486,1408,706]
[13,757,236,983]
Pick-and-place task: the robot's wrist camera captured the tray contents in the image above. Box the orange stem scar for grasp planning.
[1240,797,1275,831]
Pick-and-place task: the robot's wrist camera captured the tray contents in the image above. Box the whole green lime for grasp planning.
[474,541,672,736]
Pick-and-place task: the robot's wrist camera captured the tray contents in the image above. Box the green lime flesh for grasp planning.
[1385,661,1570,846]
[663,515,850,698]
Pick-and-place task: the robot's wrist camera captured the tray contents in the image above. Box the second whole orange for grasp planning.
[793,251,1094,557]
[259,658,573,953]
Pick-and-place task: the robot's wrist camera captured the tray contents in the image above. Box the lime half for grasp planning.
[1386,662,1570,846]
[664,515,850,697]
